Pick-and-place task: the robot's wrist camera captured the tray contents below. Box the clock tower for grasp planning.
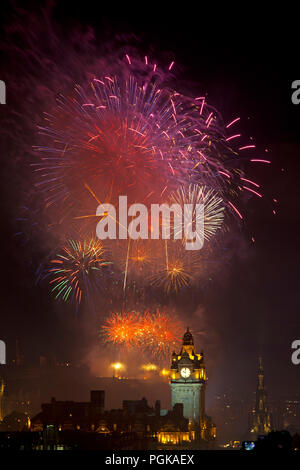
[170,328,207,426]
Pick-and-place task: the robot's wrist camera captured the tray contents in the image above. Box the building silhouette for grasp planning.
[1,329,216,449]
[31,390,105,432]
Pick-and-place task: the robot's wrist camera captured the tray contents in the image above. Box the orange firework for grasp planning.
[149,255,193,293]
[101,309,183,358]
[101,311,140,348]
[141,310,183,357]
[129,242,153,272]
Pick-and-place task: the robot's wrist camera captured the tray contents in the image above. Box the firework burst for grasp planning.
[141,310,183,357]
[45,238,111,305]
[26,51,273,306]
[101,310,140,347]
[101,309,183,358]
[34,71,190,220]
[33,54,268,231]
[150,258,192,293]
[169,183,225,243]
[149,241,202,293]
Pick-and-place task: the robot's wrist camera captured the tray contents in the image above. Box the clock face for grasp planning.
[180,367,191,378]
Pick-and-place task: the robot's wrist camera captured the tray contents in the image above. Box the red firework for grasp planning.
[101,309,183,358]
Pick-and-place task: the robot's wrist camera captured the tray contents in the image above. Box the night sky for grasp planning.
[0,1,300,411]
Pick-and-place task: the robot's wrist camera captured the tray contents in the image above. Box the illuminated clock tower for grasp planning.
[170,328,207,425]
